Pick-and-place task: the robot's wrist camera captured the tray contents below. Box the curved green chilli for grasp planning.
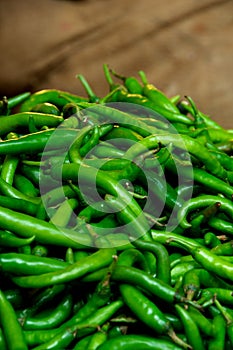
[175,304,205,350]
[119,283,191,349]
[23,294,73,330]
[82,264,196,307]
[0,154,19,185]
[138,69,182,115]
[97,334,187,350]
[0,128,78,156]
[13,173,39,198]
[177,195,233,229]
[0,252,69,275]
[0,177,40,205]
[186,306,213,337]
[0,231,35,248]
[19,89,87,112]
[107,88,193,126]
[207,314,226,350]
[0,206,92,249]
[124,133,226,180]
[193,167,233,199]
[51,162,147,224]
[0,289,28,350]
[0,112,63,136]
[153,230,233,283]
[30,102,60,116]
[131,238,171,284]
[27,300,123,349]
[208,216,233,236]
[12,248,115,288]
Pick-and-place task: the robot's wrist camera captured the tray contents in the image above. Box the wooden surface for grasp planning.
[0,0,232,128]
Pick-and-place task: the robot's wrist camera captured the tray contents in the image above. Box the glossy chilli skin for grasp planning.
[0,65,233,349]
[0,289,28,350]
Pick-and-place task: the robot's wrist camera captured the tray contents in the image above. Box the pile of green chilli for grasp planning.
[0,64,233,350]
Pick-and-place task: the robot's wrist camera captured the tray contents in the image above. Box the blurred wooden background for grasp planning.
[0,0,232,128]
